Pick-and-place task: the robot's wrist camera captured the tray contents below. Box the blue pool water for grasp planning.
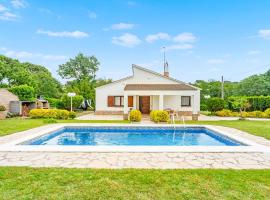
[22,127,245,146]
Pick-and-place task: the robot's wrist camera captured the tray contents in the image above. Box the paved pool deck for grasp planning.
[0,123,270,169]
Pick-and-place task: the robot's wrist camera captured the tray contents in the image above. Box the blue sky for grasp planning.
[0,0,270,83]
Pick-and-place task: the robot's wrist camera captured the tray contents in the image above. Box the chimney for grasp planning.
[164,61,169,77]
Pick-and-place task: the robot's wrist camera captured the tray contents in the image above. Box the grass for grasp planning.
[0,118,129,137]
[184,120,270,140]
[0,167,269,200]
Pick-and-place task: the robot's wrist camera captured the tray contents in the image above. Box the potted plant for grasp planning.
[0,105,7,120]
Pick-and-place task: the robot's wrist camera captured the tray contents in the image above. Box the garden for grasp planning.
[201,96,270,119]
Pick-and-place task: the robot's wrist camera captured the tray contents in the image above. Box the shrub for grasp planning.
[200,104,207,111]
[228,96,270,111]
[29,109,69,119]
[150,110,169,123]
[68,111,76,119]
[0,105,6,111]
[6,112,19,118]
[46,98,64,109]
[249,111,264,118]
[9,85,35,101]
[61,94,84,110]
[215,109,232,117]
[264,108,270,118]
[206,98,225,112]
[129,110,142,122]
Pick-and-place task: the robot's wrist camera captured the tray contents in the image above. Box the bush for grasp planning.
[200,104,207,111]
[6,112,19,118]
[46,98,64,109]
[9,85,35,101]
[29,109,70,119]
[0,105,6,111]
[215,109,233,117]
[61,94,84,110]
[265,108,270,118]
[129,110,142,122]
[228,96,270,111]
[206,98,225,112]
[150,110,169,123]
[69,111,76,119]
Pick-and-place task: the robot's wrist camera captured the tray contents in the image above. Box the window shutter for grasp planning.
[128,96,133,107]
[108,96,114,107]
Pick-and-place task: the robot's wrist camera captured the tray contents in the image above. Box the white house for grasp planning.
[95,64,200,120]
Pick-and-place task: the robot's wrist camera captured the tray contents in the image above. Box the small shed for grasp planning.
[0,88,50,117]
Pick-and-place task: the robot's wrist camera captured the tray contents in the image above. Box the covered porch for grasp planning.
[123,84,200,120]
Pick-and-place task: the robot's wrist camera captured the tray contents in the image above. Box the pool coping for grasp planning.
[0,123,269,153]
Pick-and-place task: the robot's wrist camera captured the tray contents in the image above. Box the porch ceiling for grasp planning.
[124,84,197,91]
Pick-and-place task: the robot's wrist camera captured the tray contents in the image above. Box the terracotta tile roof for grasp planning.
[124,84,197,91]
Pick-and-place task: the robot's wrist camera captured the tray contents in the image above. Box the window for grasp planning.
[108,96,124,107]
[181,96,191,107]
[114,96,124,107]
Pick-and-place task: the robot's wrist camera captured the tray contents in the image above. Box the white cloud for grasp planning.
[1,48,67,61]
[258,29,270,39]
[0,11,19,21]
[112,33,141,47]
[0,3,20,21]
[11,0,27,9]
[248,50,261,55]
[36,29,89,38]
[166,44,193,51]
[111,23,135,30]
[5,50,32,58]
[0,4,8,12]
[207,58,225,64]
[173,32,197,43]
[145,32,170,43]
[88,11,97,19]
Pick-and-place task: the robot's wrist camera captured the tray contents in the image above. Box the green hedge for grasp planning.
[46,98,64,109]
[228,96,270,111]
[206,97,225,112]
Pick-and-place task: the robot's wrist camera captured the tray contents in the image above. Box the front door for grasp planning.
[139,96,150,114]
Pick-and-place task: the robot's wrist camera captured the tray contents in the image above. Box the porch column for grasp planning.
[192,94,199,121]
[133,95,137,110]
[123,93,128,120]
[159,94,164,110]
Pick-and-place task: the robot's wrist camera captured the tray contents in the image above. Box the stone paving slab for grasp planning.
[0,152,270,169]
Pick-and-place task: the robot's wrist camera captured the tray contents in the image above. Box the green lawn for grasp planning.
[185,120,270,140]
[0,167,269,200]
[0,118,129,137]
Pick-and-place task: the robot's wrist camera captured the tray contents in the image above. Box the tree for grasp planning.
[9,85,35,101]
[0,55,62,98]
[58,53,99,81]
[231,97,251,118]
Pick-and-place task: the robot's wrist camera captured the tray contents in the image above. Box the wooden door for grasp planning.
[139,96,150,114]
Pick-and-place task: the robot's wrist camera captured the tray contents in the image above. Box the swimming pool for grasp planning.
[22,126,245,146]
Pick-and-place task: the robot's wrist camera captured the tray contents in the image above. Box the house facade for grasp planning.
[95,64,200,120]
